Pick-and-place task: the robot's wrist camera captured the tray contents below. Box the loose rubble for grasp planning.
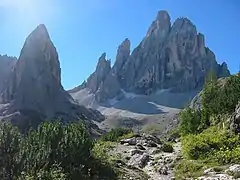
[198,164,240,180]
[110,134,181,180]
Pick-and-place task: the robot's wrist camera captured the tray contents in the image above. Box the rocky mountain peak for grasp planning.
[156,10,171,22]
[0,24,62,105]
[71,10,230,105]
[86,53,111,93]
[0,24,104,126]
[24,24,61,85]
[219,62,230,77]
[96,52,111,73]
[145,10,171,44]
[28,24,49,40]
[113,38,131,74]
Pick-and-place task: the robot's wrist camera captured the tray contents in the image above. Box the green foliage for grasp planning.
[90,141,117,179]
[101,128,133,142]
[92,141,116,165]
[180,107,202,135]
[177,74,240,177]
[21,121,93,179]
[182,126,240,164]
[0,122,23,179]
[180,74,240,136]
[17,164,67,180]
[214,146,240,164]
[174,160,205,179]
[201,74,240,118]
[142,124,164,136]
[220,75,240,113]
[0,121,117,180]
[202,71,219,116]
[161,143,174,153]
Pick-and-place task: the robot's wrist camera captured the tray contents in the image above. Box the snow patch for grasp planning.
[121,89,140,99]
[108,97,119,106]
[155,89,170,95]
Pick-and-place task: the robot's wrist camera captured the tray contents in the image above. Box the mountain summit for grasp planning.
[71,10,230,105]
[0,24,104,130]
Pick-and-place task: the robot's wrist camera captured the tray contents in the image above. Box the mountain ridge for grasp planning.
[70,10,230,106]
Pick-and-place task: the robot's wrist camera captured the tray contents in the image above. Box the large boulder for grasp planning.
[128,153,150,169]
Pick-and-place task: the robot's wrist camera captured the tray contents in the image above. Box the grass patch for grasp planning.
[212,166,225,172]
[142,124,164,136]
[101,128,134,142]
[175,159,208,179]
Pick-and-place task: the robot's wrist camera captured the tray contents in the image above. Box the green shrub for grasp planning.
[201,75,240,119]
[182,126,240,164]
[101,128,133,142]
[212,166,225,172]
[142,124,164,136]
[21,121,93,179]
[214,146,240,164]
[174,159,204,179]
[91,141,117,179]
[92,141,116,165]
[180,107,202,135]
[0,122,23,179]
[0,121,117,180]
[18,164,67,180]
[167,127,181,140]
[220,75,240,114]
[161,143,174,153]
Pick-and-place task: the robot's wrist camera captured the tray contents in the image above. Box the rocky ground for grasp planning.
[197,164,240,180]
[107,134,182,180]
[106,134,240,180]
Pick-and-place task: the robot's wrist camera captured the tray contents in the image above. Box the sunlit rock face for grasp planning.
[71,10,230,103]
[0,24,105,130]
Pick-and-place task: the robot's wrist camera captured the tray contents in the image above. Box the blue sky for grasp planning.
[0,0,239,90]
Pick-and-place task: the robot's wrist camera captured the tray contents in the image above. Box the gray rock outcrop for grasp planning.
[71,10,230,103]
[86,53,111,93]
[0,24,104,130]
[112,38,131,75]
[0,55,16,91]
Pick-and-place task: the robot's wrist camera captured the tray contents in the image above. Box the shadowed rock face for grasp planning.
[0,24,104,129]
[71,10,230,103]
[86,53,111,93]
[0,55,16,91]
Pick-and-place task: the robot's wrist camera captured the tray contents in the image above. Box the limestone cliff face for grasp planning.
[0,55,16,91]
[120,14,229,94]
[0,24,104,127]
[86,53,111,93]
[71,10,230,102]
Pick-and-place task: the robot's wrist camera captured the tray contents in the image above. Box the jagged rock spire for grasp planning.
[0,24,104,124]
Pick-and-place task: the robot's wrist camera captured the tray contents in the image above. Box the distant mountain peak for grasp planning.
[156,10,170,22]
[71,10,230,105]
[27,24,50,43]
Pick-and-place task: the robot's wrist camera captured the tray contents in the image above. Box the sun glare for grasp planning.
[1,0,58,28]
[1,0,33,11]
